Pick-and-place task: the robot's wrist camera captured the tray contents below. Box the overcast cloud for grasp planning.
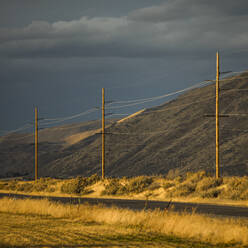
[1,0,248,59]
[0,0,248,131]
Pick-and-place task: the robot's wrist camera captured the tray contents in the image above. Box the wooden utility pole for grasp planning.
[216,52,220,179]
[102,88,105,179]
[35,107,38,181]
[205,52,231,178]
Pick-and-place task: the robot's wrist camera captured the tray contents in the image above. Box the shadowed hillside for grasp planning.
[0,120,113,178]
[1,72,248,178]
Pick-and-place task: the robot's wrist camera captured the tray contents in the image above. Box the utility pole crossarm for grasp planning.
[204,114,230,118]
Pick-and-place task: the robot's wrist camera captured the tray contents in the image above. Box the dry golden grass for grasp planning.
[0,197,247,247]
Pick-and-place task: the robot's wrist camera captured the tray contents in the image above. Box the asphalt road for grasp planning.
[1,193,248,218]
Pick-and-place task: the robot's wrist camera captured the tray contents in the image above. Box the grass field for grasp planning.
[0,197,248,247]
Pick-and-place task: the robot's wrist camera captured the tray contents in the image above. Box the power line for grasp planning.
[40,108,98,126]
[145,95,216,114]
[108,130,170,135]
[2,71,247,137]
[110,113,131,116]
[1,107,99,137]
[219,75,248,83]
[106,81,211,109]
[105,73,248,111]
[106,70,247,108]
[2,84,246,140]
[1,123,33,136]
[142,79,248,116]
[0,133,34,141]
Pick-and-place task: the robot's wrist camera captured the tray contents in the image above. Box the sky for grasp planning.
[1,0,248,133]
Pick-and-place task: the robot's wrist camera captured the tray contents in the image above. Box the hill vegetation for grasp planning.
[1,171,248,204]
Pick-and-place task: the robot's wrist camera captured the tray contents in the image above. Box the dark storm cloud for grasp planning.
[0,0,166,28]
[1,0,248,132]
[128,0,248,22]
[0,1,248,59]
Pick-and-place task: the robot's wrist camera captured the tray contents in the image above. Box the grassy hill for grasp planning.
[1,72,248,178]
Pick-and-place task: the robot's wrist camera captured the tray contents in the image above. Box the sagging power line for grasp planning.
[2,70,248,137]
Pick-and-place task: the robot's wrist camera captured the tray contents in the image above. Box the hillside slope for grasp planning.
[43,72,248,178]
[1,72,248,178]
[0,120,111,178]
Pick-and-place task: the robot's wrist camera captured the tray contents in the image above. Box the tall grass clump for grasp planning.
[0,197,247,245]
[165,171,206,197]
[221,176,248,200]
[101,178,122,195]
[101,176,153,195]
[125,176,153,193]
[196,177,223,198]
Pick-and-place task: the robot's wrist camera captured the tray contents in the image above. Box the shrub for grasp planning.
[16,183,33,192]
[61,177,84,194]
[186,171,206,183]
[148,182,160,191]
[101,179,122,195]
[0,182,8,190]
[33,182,48,192]
[101,176,153,196]
[46,187,56,193]
[84,174,100,186]
[126,176,153,194]
[240,190,248,200]
[174,175,183,183]
[227,177,248,190]
[196,177,223,192]
[60,174,100,195]
[200,188,221,198]
[221,177,248,200]
[173,182,196,197]
[43,177,57,185]
[163,182,174,190]
[6,181,18,191]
